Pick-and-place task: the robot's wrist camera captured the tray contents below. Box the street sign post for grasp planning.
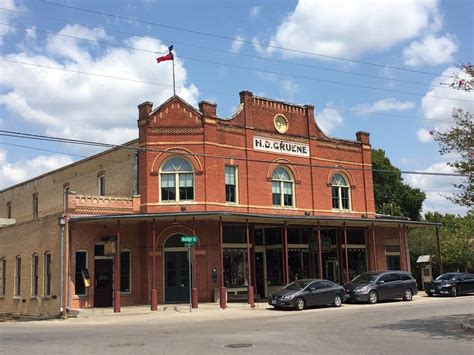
[181,235,198,312]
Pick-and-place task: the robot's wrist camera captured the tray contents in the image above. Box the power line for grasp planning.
[2,22,467,103]
[0,58,459,124]
[0,129,466,177]
[0,14,447,89]
[0,141,462,193]
[39,0,453,79]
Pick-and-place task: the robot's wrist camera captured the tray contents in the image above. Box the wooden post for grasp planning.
[219,217,226,309]
[151,218,157,311]
[246,219,254,307]
[372,223,377,271]
[317,221,323,279]
[191,217,198,309]
[283,222,289,284]
[114,220,121,313]
[343,222,349,283]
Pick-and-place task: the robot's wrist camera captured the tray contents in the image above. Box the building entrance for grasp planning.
[164,251,190,303]
[94,259,113,307]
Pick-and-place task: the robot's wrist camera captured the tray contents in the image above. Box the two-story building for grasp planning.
[0,91,437,318]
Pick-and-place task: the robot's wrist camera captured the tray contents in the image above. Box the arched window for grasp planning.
[160,157,194,202]
[272,167,294,207]
[331,173,350,210]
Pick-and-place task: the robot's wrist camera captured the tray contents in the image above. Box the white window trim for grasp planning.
[225,165,239,204]
[331,174,352,212]
[271,167,295,208]
[75,250,88,297]
[159,157,195,203]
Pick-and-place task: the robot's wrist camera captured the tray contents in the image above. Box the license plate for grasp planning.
[430,289,435,293]
[271,300,276,305]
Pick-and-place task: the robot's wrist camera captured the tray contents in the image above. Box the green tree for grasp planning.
[372,149,426,221]
[432,108,473,207]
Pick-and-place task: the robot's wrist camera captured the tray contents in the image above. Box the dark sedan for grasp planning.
[425,272,474,297]
[268,279,346,310]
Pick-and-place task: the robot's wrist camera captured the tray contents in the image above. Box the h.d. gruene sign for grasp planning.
[253,136,309,157]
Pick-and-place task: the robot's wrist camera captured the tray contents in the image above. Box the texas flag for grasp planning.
[156,45,174,63]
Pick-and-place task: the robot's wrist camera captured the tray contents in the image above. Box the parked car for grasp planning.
[268,279,346,310]
[344,271,418,304]
[425,272,474,297]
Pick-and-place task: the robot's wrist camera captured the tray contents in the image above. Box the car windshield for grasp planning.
[284,280,312,291]
[435,274,457,281]
[351,273,379,283]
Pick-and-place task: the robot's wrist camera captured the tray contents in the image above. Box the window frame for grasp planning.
[32,193,39,219]
[44,252,52,297]
[0,258,6,297]
[6,202,12,219]
[225,165,238,204]
[120,249,132,294]
[15,256,21,297]
[63,185,70,212]
[98,174,106,196]
[31,253,39,297]
[74,250,88,297]
[271,166,294,208]
[159,157,195,203]
[331,173,351,211]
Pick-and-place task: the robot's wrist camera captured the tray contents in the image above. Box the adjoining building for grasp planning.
[0,91,439,317]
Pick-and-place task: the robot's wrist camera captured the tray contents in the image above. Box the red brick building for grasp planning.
[1,91,436,317]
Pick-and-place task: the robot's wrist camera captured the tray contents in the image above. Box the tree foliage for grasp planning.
[433,108,473,208]
[372,149,426,221]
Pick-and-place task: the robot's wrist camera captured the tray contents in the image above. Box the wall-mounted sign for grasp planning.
[253,136,309,157]
[309,237,332,253]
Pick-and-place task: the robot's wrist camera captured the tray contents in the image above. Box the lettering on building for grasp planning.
[253,136,309,157]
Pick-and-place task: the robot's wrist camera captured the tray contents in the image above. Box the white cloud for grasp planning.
[231,35,245,53]
[280,79,299,101]
[403,34,458,66]
[416,128,434,143]
[264,0,442,59]
[315,105,343,134]
[0,149,73,188]
[406,161,469,215]
[0,25,199,147]
[249,5,263,18]
[0,0,23,44]
[418,66,474,143]
[353,98,416,114]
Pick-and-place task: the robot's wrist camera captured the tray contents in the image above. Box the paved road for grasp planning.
[1,295,473,354]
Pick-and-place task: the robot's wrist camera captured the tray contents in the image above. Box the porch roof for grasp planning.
[69,211,441,228]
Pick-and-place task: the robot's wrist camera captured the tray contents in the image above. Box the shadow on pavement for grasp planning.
[375,313,474,339]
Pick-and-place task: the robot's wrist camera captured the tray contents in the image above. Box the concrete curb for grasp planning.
[461,317,474,332]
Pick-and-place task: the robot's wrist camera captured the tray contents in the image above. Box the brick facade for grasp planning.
[1,91,415,317]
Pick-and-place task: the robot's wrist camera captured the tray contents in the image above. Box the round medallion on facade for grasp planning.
[274,114,288,134]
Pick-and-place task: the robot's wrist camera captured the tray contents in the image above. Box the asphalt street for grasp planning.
[1,295,473,354]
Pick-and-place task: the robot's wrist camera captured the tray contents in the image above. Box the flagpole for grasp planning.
[172,56,176,96]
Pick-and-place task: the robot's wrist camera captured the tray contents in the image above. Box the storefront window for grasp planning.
[265,228,282,245]
[223,225,246,244]
[223,249,248,288]
[120,250,131,293]
[75,251,87,296]
[288,228,309,244]
[266,249,283,286]
[288,249,309,281]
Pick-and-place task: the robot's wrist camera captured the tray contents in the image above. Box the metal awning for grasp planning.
[69,211,441,228]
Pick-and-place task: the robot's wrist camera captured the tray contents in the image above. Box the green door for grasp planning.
[165,252,190,303]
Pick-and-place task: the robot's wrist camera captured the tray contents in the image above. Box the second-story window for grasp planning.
[225,166,237,203]
[98,174,105,196]
[160,157,194,202]
[32,254,39,297]
[63,185,70,212]
[33,194,39,219]
[331,173,350,210]
[6,202,11,219]
[272,167,294,207]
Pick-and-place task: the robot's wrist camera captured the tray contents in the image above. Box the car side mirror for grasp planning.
[377,280,384,284]
[310,287,316,291]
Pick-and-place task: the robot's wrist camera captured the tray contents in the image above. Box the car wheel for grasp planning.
[273,306,281,310]
[333,294,343,307]
[368,291,378,304]
[403,288,413,301]
[451,287,458,297]
[426,291,433,297]
[295,298,305,311]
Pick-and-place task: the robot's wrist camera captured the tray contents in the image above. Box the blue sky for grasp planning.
[0,0,472,215]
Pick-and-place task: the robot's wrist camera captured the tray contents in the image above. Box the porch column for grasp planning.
[307,227,314,278]
[398,224,407,271]
[372,223,377,270]
[343,222,349,283]
[435,226,443,274]
[114,220,121,313]
[317,221,323,279]
[191,217,198,309]
[219,217,226,309]
[246,219,254,307]
[283,222,289,284]
[151,218,157,311]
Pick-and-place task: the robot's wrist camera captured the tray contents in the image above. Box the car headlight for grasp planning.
[282,294,295,300]
[443,283,454,288]
[355,285,370,293]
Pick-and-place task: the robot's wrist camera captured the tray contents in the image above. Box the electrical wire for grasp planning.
[0,58,460,124]
[0,129,467,177]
